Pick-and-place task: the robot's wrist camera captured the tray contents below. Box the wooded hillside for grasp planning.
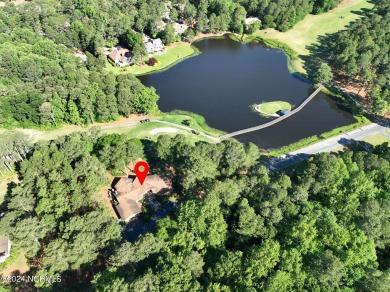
[1,132,389,290]
[312,0,389,115]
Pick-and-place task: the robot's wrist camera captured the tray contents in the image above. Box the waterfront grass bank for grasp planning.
[106,43,198,76]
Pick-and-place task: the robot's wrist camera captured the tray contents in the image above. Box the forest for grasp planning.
[0,0,345,128]
[0,28,159,127]
[0,130,389,291]
[309,0,389,115]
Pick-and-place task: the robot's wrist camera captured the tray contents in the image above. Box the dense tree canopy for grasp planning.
[0,0,353,128]
[0,0,389,289]
[0,0,343,48]
[0,129,126,288]
[0,131,31,175]
[90,136,390,291]
[1,129,389,290]
[0,32,159,127]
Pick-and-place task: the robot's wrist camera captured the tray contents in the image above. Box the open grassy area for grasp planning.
[258,101,292,114]
[0,172,17,204]
[268,114,370,156]
[363,134,390,146]
[106,43,197,76]
[0,250,29,277]
[159,110,225,137]
[248,0,374,73]
[102,122,213,144]
[0,111,222,145]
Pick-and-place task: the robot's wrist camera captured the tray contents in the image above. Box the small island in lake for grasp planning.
[254,101,292,117]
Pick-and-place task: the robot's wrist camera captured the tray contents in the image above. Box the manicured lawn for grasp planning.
[251,0,374,73]
[102,122,213,144]
[29,125,84,143]
[0,111,222,145]
[259,101,292,114]
[363,134,390,146]
[102,122,166,138]
[156,111,225,137]
[106,43,197,75]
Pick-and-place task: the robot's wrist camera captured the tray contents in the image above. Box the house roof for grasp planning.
[115,177,134,193]
[151,38,163,47]
[0,238,10,261]
[74,53,88,62]
[109,47,130,63]
[114,175,170,221]
[172,22,188,35]
[245,17,261,25]
[280,109,291,115]
[143,34,151,43]
[145,42,154,53]
[157,21,167,30]
[0,238,8,254]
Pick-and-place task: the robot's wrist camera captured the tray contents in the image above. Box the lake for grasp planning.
[139,36,356,149]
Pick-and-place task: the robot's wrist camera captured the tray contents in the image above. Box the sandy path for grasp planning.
[150,127,179,135]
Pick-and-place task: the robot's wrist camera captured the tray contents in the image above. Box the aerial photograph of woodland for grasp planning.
[0,0,389,291]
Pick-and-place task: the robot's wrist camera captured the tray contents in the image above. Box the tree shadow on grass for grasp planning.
[301,2,376,83]
[338,137,373,153]
[0,180,17,214]
[301,33,338,82]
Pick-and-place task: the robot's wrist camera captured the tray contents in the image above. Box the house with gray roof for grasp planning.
[143,35,164,54]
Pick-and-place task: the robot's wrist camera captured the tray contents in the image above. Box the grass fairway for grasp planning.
[102,122,213,144]
[363,134,390,146]
[259,101,292,114]
[251,0,374,73]
[0,112,221,146]
[106,43,196,75]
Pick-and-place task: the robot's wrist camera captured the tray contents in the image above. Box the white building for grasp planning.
[143,35,164,54]
[0,238,10,263]
[245,17,261,26]
[163,2,172,20]
[74,52,88,63]
[172,22,188,35]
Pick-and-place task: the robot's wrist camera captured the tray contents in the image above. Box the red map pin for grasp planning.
[134,161,149,185]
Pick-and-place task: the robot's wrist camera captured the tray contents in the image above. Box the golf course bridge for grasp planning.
[221,84,325,139]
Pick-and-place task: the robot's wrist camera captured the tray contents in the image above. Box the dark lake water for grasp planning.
[139,36,356,149]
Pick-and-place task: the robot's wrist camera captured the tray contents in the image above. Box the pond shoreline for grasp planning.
[0,34,367,156]
[141,32,359,151]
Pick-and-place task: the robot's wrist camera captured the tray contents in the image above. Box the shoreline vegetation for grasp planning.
[0,1,379,157]
[106,32,228,76]
[0,33,373,157]
[107,43,199,76]
[267,115,370,156]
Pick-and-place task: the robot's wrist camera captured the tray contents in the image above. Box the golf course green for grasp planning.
[257,101,292,114]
